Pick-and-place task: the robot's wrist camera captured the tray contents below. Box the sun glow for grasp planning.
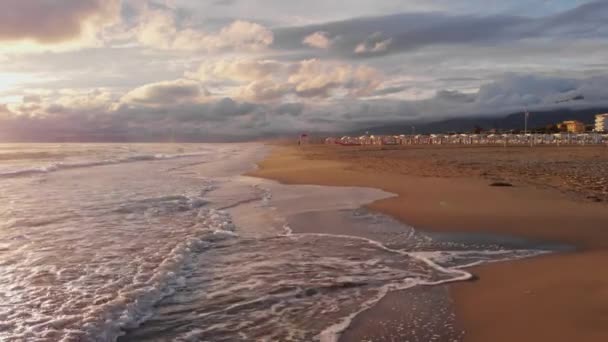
[0,73,33,93]
[0,73,62,96]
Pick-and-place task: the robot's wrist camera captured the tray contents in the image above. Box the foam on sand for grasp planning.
[122,176,553,342]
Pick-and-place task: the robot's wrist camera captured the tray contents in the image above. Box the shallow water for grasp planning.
[0,143,552,341]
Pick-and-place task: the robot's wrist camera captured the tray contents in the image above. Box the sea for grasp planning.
[0,143,557,342]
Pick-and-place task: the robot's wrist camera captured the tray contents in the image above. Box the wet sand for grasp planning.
[249,144,608,342]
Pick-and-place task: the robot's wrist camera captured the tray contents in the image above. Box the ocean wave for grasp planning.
[0,145,553,342]
[0,152,209,178]
[0,192,238,342]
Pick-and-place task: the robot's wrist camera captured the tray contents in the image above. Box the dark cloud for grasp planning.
[272,1,608,58]
[211,98,259,118]
[435,90,476,103]
[3,72,608,141]
[276,102,305,116]
[0,0,117,43]
[372,85,411,96]
[539,0,608,36]
[438,77,484,82]
[0,97,264,141]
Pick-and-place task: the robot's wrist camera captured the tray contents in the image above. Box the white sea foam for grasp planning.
[0,143,263,341]
[0,151,211,178]
[0,143,552,342]
[282,232,472,342]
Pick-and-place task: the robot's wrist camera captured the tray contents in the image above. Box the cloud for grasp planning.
[474,74,608,108]
[435,90,476,103]
[236,80,291,102]
[213,0,239,6]
[3,73,608,141]
[1,1,607,142]
[136,6,273,52]
[121,79,208,105]
[5,88,115,119]
[277,102,305,116]
[0,92,266,141]
[288,59,382,98]
[188,59,285,82]
[0,104,13,117]
[187,58,383,101]
[372,85,411,96]
[0,0,120,44]
[354,38,392,54]
[0,0,121,53]
[302,31,333,49]
[55,88,115,111]
[539,0,608,36]
[215,20,274,50]
[22,94,42,103]
[272,1,608,58]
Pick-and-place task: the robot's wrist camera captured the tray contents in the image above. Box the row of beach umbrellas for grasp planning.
[326,133,608,146]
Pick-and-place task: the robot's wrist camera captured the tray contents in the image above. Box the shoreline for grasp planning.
[249,144,608,342]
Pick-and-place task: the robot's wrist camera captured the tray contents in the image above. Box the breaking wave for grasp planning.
[0,152,209,178]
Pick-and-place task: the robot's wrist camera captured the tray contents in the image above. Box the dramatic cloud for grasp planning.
[4,73,604,140]
[287,59,381,98]
[475,74,608,108]
[0,0,120,44]
[188,58,383,101]
[273,1,608,58]
[0,0,121,53]
[0,0,606,141]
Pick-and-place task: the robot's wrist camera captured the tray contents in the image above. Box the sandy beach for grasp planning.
[250,144,608,342]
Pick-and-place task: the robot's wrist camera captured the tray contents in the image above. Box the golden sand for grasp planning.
[250,144,608,342]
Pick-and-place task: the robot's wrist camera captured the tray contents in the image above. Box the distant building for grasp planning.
[595,114,608,132]
[557,120,586,133]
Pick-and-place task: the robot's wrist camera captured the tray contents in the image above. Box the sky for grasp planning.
[0,0,607,141]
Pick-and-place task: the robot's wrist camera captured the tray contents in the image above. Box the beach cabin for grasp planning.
[397,135,407,145]
[430,134,439,144]
[324,137,337,144]
[339,136,361,146]
[381,135,399,145]
[359,135,372,145]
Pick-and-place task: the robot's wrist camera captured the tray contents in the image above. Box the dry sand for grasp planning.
[250,144,608,342]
